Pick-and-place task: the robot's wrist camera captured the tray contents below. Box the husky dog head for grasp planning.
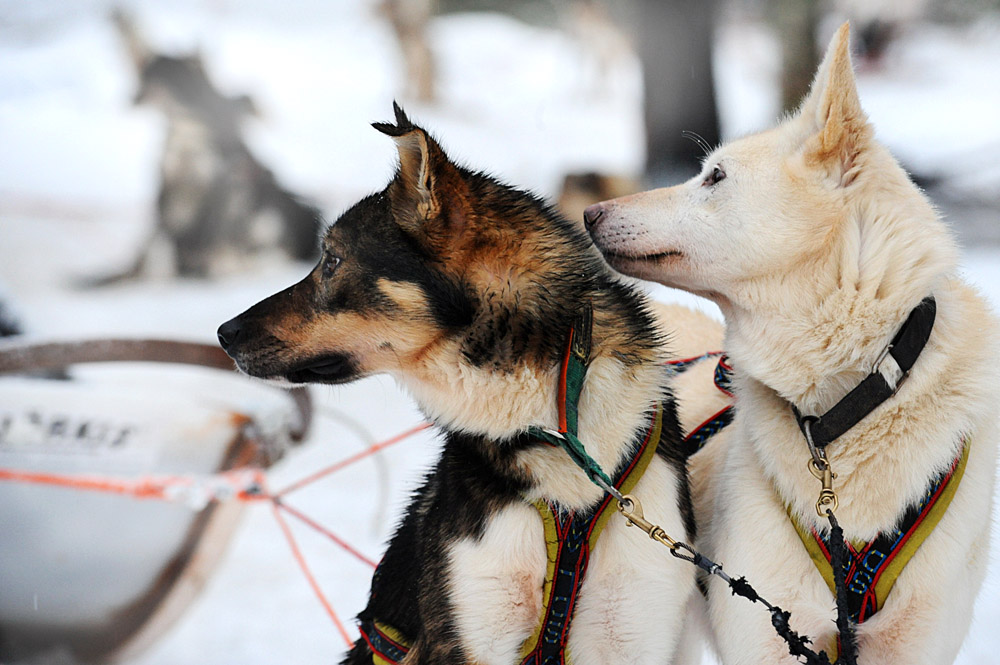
[113,11,255,132]
[586,23,956,324]
[218,104,658,432]
[134,54,256,130]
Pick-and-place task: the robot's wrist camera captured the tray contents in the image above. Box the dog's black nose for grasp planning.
[217,318,242,352]
[583,203,605,230]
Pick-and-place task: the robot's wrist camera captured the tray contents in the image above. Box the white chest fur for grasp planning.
[445,457,697,665]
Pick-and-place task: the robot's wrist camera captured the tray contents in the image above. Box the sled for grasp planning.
[0,338,311,663]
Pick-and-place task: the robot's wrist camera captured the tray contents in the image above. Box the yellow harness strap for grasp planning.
[790,438,969,656]
[362,619,412,665]
[360,408,663,665]
[518,405,663,665]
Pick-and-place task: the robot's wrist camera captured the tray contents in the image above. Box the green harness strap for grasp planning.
[527,307,616,489]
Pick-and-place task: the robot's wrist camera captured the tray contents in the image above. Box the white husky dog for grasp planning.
[585,23,999,665]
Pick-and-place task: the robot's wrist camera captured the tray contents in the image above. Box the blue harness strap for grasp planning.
[667,352,734,458]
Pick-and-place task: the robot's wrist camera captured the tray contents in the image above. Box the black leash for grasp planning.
[678,545,838,664]
[536,316,855,665]
[827,511,859,665]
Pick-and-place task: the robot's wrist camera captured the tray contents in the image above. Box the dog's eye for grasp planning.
[703,165,726,187]
[321,255,342,278]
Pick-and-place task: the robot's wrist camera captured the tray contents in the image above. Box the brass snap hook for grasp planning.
[807,455,838,517]
[617,494,679,550]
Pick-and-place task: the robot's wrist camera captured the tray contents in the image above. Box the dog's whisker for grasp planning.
[681,130,714,158]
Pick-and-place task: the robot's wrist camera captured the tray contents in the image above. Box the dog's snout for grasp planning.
[217,317,242,352]
[583,203,606,230]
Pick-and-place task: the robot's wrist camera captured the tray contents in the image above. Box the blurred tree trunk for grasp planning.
[769,0,821,113]
[381,0,437,103]
[634,0,720,182]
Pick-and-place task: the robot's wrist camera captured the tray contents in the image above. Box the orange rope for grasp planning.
[0,467,268,503]
[274,422,431,497]
[0,468,173,498]
[271,499,355,647]
[0,422,431,650]
[275,498,378,569]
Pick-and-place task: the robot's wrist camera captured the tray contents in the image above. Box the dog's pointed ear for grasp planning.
[796,22,872,186]
[373,102,468,250]
[111,9,153,73]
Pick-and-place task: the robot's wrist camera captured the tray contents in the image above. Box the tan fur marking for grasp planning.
[378,278,430,312]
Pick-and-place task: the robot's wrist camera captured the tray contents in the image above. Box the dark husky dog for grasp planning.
[101,12,319,281]
[218,105,699,664]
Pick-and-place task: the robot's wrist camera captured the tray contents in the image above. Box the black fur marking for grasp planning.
[653,396,696,539]
[422,272,476,331]
[371,100,418,137]
[323,193,475,331]
[346,430,537,665]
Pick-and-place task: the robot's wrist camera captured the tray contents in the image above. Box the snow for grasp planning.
[0,2,998,664]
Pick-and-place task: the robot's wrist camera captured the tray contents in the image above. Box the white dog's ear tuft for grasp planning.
[797,22,872,186]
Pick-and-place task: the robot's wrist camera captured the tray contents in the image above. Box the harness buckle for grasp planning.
[871,343,894,375]
[872,342,909,394]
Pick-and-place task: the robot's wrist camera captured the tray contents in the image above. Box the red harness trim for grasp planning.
[521,405,662,665]
[557,327,575,433]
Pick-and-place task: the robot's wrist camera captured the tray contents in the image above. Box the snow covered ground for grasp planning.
[1,1,999,663]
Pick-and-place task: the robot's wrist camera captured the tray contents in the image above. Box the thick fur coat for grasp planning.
[219,106,711,664]
[586,24,999,665]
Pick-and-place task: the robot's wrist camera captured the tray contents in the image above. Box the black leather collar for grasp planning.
[793,296,937,451]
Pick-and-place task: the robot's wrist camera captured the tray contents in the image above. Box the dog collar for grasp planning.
[528,305,622,490]
[783,295,941,661]
[792,296,936,457]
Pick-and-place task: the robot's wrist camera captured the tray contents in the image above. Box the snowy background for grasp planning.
[0,1,998,663]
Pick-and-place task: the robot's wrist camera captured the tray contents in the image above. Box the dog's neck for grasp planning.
[398,297,667,511]
[722,196,956,416]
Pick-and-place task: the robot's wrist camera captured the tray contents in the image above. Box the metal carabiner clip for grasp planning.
[807,452,839,517]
